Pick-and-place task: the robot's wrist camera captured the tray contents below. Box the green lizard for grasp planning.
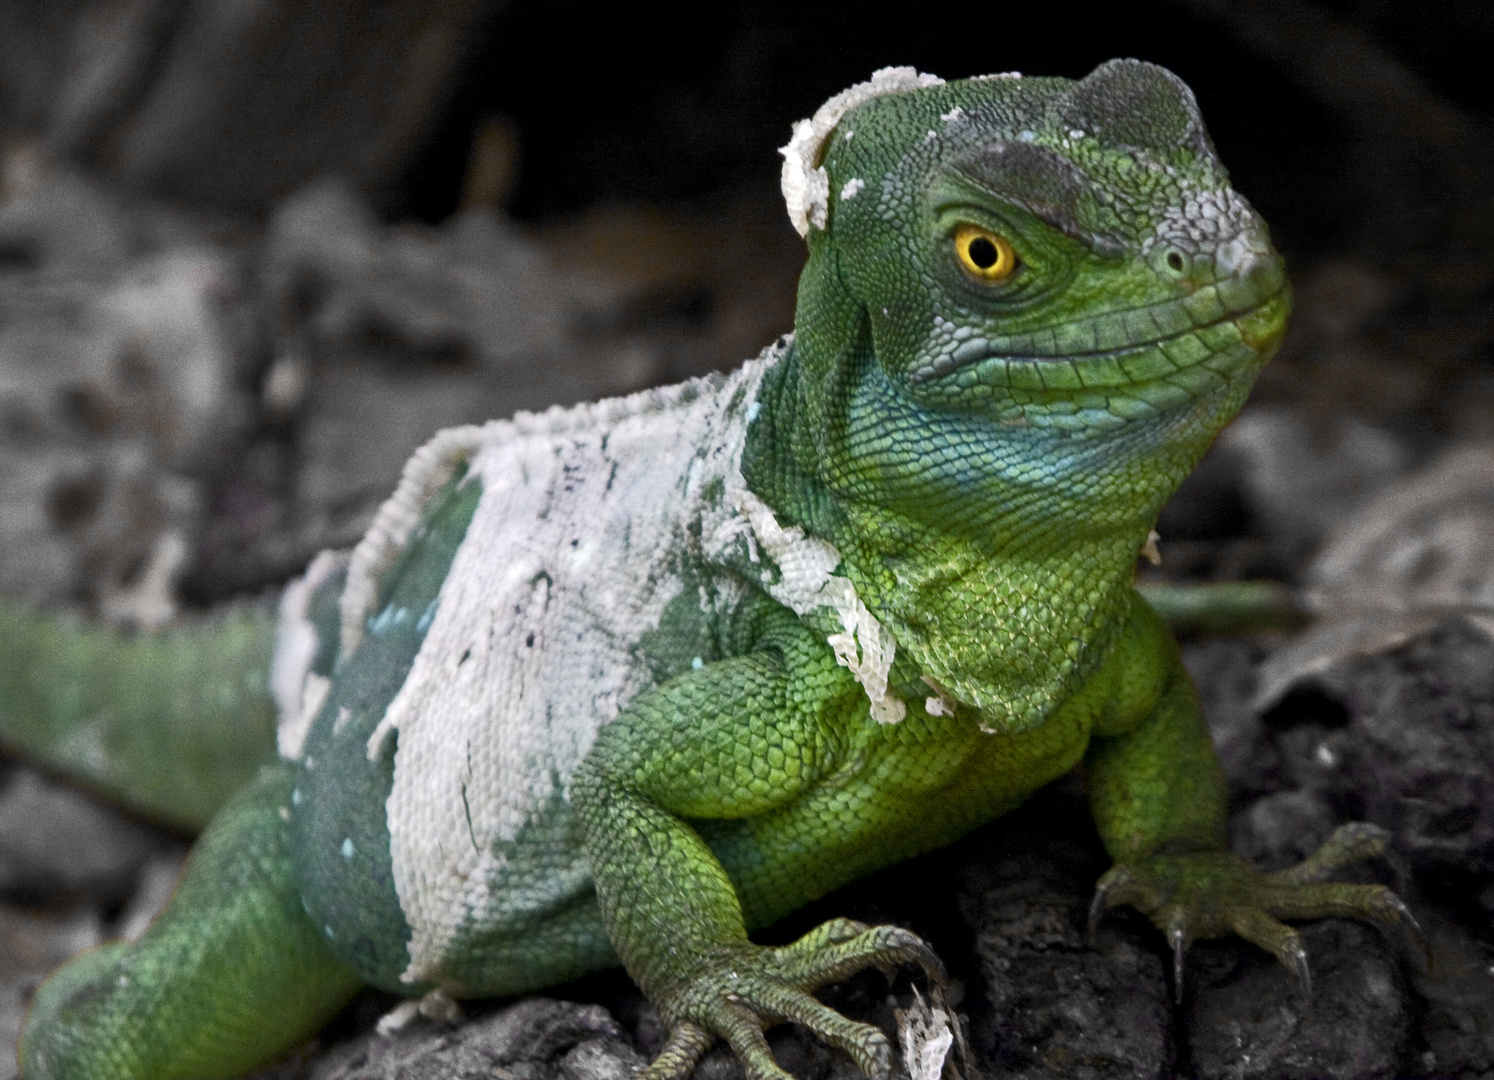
[3,60,1416,1080]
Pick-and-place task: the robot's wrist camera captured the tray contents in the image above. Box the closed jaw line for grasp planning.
[910,278,1286,388]
[906,284,1287,432]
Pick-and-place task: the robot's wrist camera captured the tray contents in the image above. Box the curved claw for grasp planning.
[1087,875,1115,935]
[1377,890,1432,973]
[1226,905,1312,999]
[778,923,946,994]
[1169,922,1187,1004]
[642,920,944,1080]
[1282,934,1312,999]
[1088,863,1155,935]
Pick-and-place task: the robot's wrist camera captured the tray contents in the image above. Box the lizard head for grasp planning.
[785,60,1288,447]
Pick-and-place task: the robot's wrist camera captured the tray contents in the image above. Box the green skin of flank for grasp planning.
[6,61,1414,1080]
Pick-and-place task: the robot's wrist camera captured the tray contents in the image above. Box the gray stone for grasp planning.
[971,860,1172,1080]
[310,998,641,1080]
[1183,920,1411,1080]
[0,170,255,618]
[1267,620,1494,881]
[1231,789,1338,873]
[0,766,165,902]
[1409,907,1494,1078]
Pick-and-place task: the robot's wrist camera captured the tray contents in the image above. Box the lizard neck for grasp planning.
[742,327,1250,731]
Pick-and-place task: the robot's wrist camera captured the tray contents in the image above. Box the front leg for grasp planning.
[1085,598,1421,997]
[571,602,941,1080]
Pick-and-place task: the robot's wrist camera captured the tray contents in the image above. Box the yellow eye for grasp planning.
[952,225,1017,282]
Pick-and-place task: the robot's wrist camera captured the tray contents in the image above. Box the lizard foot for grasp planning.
[1089,822,1427,1003]
[640,919,946,1080]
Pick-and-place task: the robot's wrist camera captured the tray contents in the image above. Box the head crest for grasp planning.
[1058,59,1212,157]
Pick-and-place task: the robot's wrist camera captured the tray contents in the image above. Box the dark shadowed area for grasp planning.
[0,2,1492,1077]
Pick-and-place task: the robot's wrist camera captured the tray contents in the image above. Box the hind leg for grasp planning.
[20,761,363,1080]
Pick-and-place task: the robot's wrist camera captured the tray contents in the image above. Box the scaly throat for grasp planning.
[741,338,1248,734]
[832,502,1148,733]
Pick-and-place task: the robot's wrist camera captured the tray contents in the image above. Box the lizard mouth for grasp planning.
[909,277,1289,389]
[905,283,1289,430]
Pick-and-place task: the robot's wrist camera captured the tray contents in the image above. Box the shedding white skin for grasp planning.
[273,549,349,760]
[367,365,764,983]
[342,427,486,658]
[729,489,904,724]
[323,340,900,985]
[780,66,944,237]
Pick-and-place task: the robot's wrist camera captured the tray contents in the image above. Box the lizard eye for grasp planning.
[952,225,1018,283]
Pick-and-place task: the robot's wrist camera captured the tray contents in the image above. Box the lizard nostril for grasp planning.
[1166,251,1186,274]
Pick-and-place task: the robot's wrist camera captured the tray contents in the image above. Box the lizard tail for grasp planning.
[0,598,279,830]
[19,762,363,1079]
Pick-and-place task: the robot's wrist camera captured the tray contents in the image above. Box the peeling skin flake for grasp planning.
[840,177,865,201]
[273,549,350,760]
[896,988,958,1080]
[779,66,945,237]
[342,427,485,658]
[730,488,905,724]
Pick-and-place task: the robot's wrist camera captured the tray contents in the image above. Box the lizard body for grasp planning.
[6,61,1413,1080]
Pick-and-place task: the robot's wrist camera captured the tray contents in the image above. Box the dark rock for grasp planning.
[308,997,641,1080]
[689,1027,859,1080]
[1269,620,1494,883]
[1183,920,1412,1080]
[0,0,498,215]
[1409,906,1494,1078]
[969,858,1172,1079]
[0,766,166,903]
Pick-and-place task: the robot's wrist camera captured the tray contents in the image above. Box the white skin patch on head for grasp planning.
[780,66,944,237]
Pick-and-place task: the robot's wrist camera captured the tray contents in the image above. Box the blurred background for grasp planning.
[0,0,1490,624]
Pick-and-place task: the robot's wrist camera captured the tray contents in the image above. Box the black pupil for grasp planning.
[967,236,999,269]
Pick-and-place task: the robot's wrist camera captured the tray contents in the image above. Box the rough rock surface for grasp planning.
[1183,921,1411,1080]
[0,766,168,902]
[307,998,642,1080]
[968,845,1172,1079]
